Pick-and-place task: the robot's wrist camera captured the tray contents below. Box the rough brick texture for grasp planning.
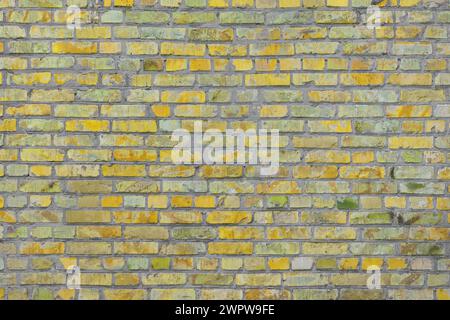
[0,0,449,300]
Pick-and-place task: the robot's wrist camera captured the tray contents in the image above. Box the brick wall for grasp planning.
[0,0,449,300]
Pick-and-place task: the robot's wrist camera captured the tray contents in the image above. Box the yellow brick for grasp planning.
[21,149,65,162]
[208,242,253,255]
[232,0,254,6]
[115,273,140,286]
[256,181,301,194]
[245,74,290,86]
[0,211,16,223]
[56,289,75,300]
[0,149,18,161]
[260,105,288,117]
[389,137,433,149]
[387,258,407,270]
[6,104,52,116]
[352,151,374,164]
[52,41,97,54]
[350,59,371,70]
[165,58,187,71]
[190,59,211,71]
[0,59,27,71]
[437,198,450,210]
[113,211,158,224]
[161,0,182,6]
[171,195,193,208]
[209,0,228,7]
[68,150,111,161]
[220,227,264,240]
[308,90,351,102]
[425,59,446,70]
[400,89,445,103]
[250,59,275,71]
[327,0,348,6]
[115,0,134,6]
[386,105,432,118]
[200,166,242,178]
[161,43,205,56]
[0,119,16,131]
[268,258,290,270]
[294,166,338,179]
[76,27,111,39]
[385,197,406,209]
[10,72,51,85]
[161,91,205,103]
[101,196,123,208]
[250,43,294,56]
[410,197,433,210]
[214,58,229,70]
[402,121,423,133]
[232,59,252,71]
[362,258,383,270]
[340,166,385,179]
[194,196,215,208]
[209,44,247,56]
[399,0,420,6]
[175,105,216,118]
[104,288,147,300]
[20,242,64,255]
[148,195,168,209]
[159,150,173,162]
[114,242,158,255]
[112,120,157,132]
[30,195,52,207]
[102,165,146,177]
[66,211,111,224]
[99,42,122,54]
[425,120,446,133]
[130,74,152,87]
[66,120,109,132]
[341,73,384,86]
[30,166,52,177]
[303,58,325,70]
[388,74,432,86]
[77,226,121,239]
[309,120,352,133]
[437,289,450,300]
[280,58,301,71]
[151,105,171,117]
[339,258,359,270]
[206,211,252,224]
[279,0,300,7]
[31,89,75,102]
[126,42,158,55]
[396,26,422,39]
[113,150,157,162]
[305,151,350,163]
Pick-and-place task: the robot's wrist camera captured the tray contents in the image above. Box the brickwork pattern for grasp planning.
[0,0,449,300]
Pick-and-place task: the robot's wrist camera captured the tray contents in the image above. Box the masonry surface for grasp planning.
[0,0,449,300]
